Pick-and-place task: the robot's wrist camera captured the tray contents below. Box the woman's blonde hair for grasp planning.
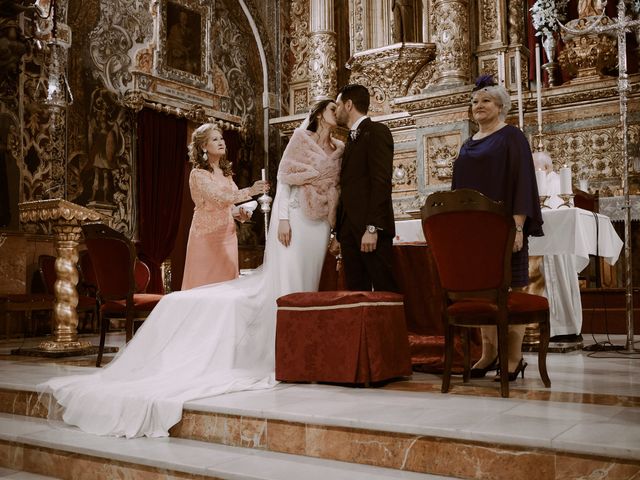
[188,123,233,176]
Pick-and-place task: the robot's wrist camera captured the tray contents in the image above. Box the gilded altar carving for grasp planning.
[479,55,500,81]
[290,0,310,84]
[288,0,310,114]
[433,0,471,85]
[399,90,473,112]
[424,132,462,182]
[537,123,640,195]
[292,85,309,114]
[558,17,617,82]
[347,44,436,113]
[508,0,525,45]
[479,0,500,44]
[309,32,337,101]
[351,0,365,54]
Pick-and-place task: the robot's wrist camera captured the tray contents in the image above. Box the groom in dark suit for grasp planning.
[333,84,398,292]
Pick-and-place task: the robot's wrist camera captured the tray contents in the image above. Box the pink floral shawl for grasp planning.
[277,128,344,227]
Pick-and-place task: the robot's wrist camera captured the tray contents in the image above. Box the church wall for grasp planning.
[0,0,290,294]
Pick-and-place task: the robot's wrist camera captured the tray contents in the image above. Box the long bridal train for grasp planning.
[41,179,331,439]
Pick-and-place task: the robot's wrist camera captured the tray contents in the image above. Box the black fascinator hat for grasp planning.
[472,74,497,91]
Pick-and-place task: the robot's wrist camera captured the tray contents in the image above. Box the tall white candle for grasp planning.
[515,51,523,130]
[497,52,505,85]
[559,165,572,194]
[261,168,266,182]
[535,43,543,132]
[535,169,547,196]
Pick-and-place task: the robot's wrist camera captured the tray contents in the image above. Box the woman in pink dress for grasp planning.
[181,124,267,290]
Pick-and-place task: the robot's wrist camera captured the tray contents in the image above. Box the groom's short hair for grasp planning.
[339,84,370,115]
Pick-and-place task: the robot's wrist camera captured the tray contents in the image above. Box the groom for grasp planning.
[333,84,398,292]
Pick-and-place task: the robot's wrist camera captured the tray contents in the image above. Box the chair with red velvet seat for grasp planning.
[81,223,163,367]
[421,189,550,398]
[38,254,98,333]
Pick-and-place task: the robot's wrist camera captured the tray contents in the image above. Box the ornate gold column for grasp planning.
[19,199,101,353]
[309,0,337,100]
[433,0,471,86]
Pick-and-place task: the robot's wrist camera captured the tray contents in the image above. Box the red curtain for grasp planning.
[136,109,188,293]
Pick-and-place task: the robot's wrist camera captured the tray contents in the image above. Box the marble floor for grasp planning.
[0,332,639,479]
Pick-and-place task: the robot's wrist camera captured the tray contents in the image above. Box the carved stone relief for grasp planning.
[347,44,436,113]
[424,131,462,183]
[89,0,153,94]
[392,150,419,195]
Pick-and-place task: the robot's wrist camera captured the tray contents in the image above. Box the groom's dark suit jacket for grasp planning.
[336,117,395,240]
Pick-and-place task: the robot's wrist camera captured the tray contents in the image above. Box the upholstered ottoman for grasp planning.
[275,291,412,384]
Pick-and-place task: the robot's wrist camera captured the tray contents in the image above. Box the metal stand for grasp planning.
[258,192,272,240]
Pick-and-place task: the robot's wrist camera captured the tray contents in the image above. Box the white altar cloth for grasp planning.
[529,208,623,271]
[394,219,425,243]
[530,208,622,337]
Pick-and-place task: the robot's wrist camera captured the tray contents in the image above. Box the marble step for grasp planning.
[0,413,449,480]
[2,384,640,480]
[0,468,59,479]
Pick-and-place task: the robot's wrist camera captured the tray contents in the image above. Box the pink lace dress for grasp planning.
[181,168,252,290]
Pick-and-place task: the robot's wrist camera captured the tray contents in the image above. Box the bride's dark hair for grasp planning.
[306,98,335,132]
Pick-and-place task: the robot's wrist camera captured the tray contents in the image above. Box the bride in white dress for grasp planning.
[41,99,344,438]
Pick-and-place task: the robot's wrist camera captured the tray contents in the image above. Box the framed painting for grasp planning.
[158,0,209,85]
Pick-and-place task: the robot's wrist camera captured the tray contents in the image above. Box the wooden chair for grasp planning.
[81,223,163,367]
[421,189,551,398]
[38,254,98,333]
[574,189,602,288]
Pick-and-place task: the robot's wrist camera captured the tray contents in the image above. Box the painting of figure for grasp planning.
[166,2,201,75]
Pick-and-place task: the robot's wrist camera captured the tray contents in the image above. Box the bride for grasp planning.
[41,99,344,438]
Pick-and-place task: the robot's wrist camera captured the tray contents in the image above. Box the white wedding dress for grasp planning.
[41,183,330,438]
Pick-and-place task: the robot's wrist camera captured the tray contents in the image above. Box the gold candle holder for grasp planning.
[539,195,551,209]
[557,193,574,208]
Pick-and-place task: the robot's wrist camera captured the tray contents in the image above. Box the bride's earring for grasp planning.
[202,149,208,162]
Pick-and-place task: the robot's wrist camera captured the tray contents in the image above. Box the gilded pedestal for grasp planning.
[18,199,101,353]
[558,16,617,83]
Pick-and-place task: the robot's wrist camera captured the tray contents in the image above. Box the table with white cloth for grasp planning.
[394,209,624,337]
[529,208,623,337]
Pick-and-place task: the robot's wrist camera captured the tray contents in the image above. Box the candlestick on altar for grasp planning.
[559,165,572,195]
[515,49,524,130]
[535,43,544,151]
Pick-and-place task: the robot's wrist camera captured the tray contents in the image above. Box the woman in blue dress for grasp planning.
[452,75,543,381]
